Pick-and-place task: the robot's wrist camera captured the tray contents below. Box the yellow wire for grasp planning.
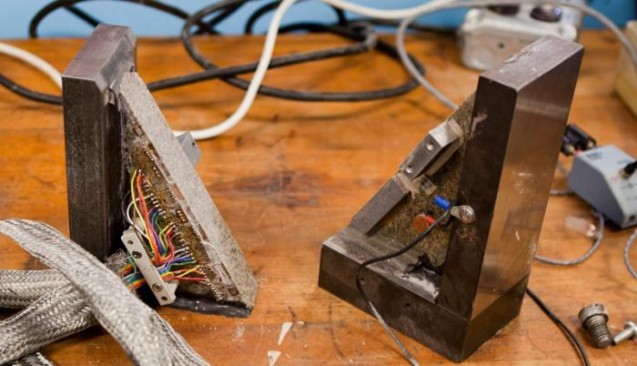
[158,225,171,256]
[130,170,145,231]
[175,266,200,278]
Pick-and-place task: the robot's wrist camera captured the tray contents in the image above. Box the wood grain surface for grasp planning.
[0,31,635,365]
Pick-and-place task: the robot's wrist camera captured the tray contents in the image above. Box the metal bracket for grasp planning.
[121,227,177,306]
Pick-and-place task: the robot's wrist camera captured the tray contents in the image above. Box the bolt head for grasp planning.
[578,303,608,325]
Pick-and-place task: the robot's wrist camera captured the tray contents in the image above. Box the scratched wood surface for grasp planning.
[0,31,635,365]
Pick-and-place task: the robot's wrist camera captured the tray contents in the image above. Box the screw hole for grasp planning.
[126,240,133,245]
[132,250,142,259]
[161,296,168,301]
[498,42,505,49]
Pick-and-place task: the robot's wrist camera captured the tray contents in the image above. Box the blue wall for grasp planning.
[1,0,635,39]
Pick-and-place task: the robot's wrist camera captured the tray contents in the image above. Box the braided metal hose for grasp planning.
[0,285,95,364]
[0,270,67,309]
[0,219,209,366]
[8,352,55,366]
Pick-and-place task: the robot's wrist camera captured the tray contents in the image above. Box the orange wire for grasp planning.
[136,172,161,262]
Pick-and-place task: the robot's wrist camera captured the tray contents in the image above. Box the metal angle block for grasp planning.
[318,36,583,362]
[62,25,257,315]
[62,24,135,260]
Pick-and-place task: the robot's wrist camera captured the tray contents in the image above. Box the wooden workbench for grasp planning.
[0,31,635,365]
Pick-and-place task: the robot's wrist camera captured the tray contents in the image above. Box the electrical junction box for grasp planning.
[568,145,637,228]
[459,2,583,70]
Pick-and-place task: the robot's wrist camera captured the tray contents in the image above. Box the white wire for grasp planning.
[125,199,149,239]
[0,42,62,90]
[178,0,453,140]
[395,0,637,110]
[396,15,458,110]
[173,0,299,140]
[182,0,637,140]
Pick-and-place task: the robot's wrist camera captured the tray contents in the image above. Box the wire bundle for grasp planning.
[119,169,206,291]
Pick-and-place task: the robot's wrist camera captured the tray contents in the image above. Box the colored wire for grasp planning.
[355,208,451,366]
[526,288,590,366]
[122,169,205,290]
[534,210,605,266]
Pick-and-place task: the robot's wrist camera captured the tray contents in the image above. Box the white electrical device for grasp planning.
[459,2,584,70]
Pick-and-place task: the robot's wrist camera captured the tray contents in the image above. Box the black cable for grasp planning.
[623,161,637,178]
[148,22,375,91]
[0,73,62,105]
[525,288,590,366]
[193,1,245,36]
[182,1,424,102]
[0,21,381,104]
[355,209,451,366]
[64,5,101,28]
[354,18,457,35]
[243,3,453,35]
[29,0,215,38]
[7,0,426,104]
[244,0,347,35]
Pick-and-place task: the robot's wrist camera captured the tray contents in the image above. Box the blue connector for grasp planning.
[433,195,451,210]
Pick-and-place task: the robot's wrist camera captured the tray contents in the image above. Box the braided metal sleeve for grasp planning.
[0,270,67,309]
[0,219,209,366]
[0,284,95,364]
[8,352,56,366]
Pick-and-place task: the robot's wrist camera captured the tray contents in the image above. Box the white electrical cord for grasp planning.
[178,0,454,140]
[183,0,637,140]
[395,0,637,110]
[0,42,62,89]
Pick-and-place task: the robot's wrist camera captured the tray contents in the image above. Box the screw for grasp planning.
[613,321,637,345]
[151,284,163,292]
[450,205,476,224]
[578,304,612,348]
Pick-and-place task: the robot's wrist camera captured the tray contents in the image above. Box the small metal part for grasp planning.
[351,118,464,234]
[613,321,637,345]
[176,132,201,166]
[121,227,176,306]
[450,205,476,224]
[579,303,613,348]
[319,37,583,362]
